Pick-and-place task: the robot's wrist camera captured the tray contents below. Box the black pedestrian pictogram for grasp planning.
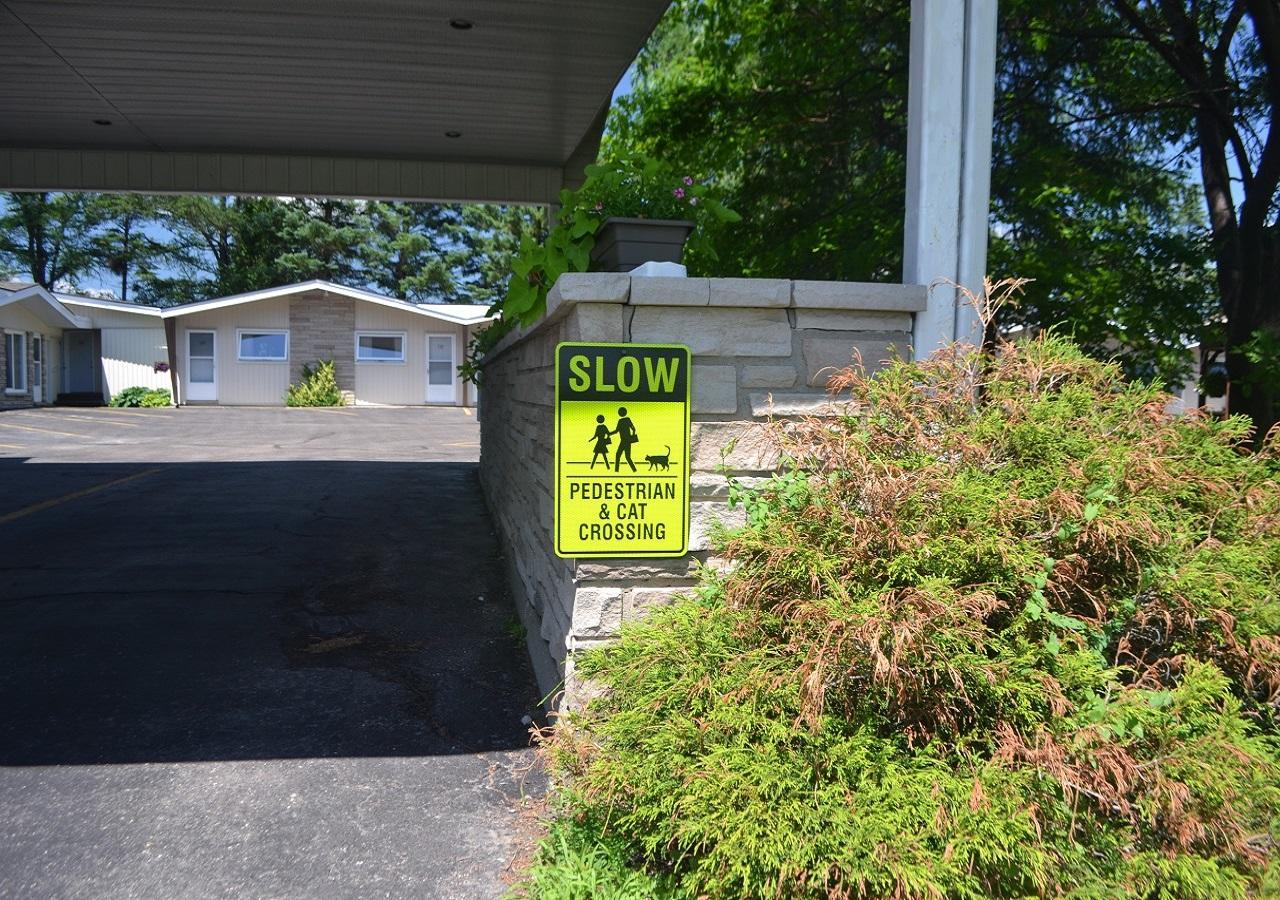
[588,414,612,469]
[612,407,639,472]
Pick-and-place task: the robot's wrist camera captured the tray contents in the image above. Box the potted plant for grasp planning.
[457,154,738,385]
[569,157,704,271]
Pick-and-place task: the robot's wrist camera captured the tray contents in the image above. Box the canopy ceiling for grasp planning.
[0,0,670,203]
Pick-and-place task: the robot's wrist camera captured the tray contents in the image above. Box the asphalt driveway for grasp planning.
[0,406,544,899]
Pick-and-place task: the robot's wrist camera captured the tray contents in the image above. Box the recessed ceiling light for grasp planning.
[449,18,473,30]
[92,118,112,126]
[445,130,462,138]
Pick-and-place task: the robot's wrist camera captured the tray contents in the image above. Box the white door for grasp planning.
[187,330,217,402]
[426,334,455,404]
[31,335,42,404]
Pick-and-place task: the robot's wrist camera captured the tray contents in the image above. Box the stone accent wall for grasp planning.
[289,291,356,401]
[479,274,925,707]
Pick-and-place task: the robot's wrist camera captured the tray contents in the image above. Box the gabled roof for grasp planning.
[160,280,495,326]
[55,293,164,317]
[0,284,90,329]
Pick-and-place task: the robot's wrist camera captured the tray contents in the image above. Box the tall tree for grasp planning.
[0,192,101,288]
[1097,0,1280,433]
[457,205,545,305]
[608,0,1278,429]
[990,2,1222,388]
[605,0,910,281]
[91,194,161,302]
[142,196,291,305]
[276,198,367,283]
[363,202,467,301]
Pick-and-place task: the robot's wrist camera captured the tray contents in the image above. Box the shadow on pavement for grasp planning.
[0,458,543,766]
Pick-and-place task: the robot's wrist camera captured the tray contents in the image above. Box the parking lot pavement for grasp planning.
[0,406,545,900]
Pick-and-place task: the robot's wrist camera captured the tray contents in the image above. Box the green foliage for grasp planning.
[606,0,1274,396]
[0,192,103,288]
[605,0,911,281]
[109,386,171,408]
[463,155,737,385]
[513,817,671,900]
[2,192,542,309]
[988,2,1222,390]
[504,154,736,328]
[534,336,1280,899]
[284,360,345,407]
[90,194,164,303]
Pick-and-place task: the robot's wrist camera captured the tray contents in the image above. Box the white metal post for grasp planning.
[903,0,998,354]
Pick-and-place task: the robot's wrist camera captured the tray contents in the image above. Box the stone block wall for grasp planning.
[289,291,356,401]
[479,274,925,707]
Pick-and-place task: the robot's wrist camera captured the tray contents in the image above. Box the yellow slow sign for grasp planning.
[554,342,691,558]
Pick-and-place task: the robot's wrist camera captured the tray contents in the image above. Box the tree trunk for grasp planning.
[120,218,131,302]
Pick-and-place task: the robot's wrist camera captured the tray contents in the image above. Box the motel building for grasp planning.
[0,280,492,408]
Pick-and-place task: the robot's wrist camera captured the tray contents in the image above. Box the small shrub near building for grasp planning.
[285,360,345,407]
[109,387,171,407]
[528,335,1280,899]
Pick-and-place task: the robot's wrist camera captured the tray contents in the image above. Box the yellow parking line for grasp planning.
[23,412,140,428]
[0,421,92,439]
[0,468,160,526]
[88,409,159,419]
[0,442,22,449]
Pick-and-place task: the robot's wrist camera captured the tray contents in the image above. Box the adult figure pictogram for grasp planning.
[612,407,639,472]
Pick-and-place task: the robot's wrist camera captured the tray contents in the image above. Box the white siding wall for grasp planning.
[173,297,291,404]
[101,328,169,398]
[354,303,468,406]
[58,302,169,402]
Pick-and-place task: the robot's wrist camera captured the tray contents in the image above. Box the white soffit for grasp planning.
[0,1,671,202]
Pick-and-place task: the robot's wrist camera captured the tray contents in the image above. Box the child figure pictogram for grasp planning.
[588,414,612,469]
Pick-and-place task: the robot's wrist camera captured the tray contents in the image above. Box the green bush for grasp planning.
[460,155,739,385]
[530,335,1280,899]
[109,386,171,407]
[284,360,345,407]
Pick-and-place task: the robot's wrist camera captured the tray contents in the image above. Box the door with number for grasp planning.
[426,334,455,404]
[186,330,217,402]
[31,335,42,403]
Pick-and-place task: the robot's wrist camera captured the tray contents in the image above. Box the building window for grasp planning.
[237,330,288,361]
[355,332,406,363]
[5,331,27,392]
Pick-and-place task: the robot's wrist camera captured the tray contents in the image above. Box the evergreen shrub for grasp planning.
[284,360,344,407]
[531,335,1280,899]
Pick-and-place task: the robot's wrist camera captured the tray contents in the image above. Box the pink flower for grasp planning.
[593,201,603,211]
[682,176,694,185]
[673,188,685,199]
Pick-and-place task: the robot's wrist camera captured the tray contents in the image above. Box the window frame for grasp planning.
[4,330,27,394]
[354,330,408,365]
[235,328,289,362]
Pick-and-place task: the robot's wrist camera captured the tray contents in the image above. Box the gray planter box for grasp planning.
[590,217,695,272]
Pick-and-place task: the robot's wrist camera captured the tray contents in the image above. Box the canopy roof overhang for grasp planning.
[0,0,670,204]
